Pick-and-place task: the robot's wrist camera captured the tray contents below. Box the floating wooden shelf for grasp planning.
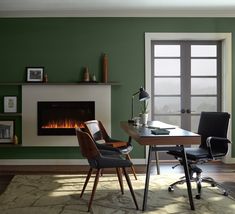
[0,82,121,86]
[0,143,21,147]
[0,83,22,86]
[0,113,22,116]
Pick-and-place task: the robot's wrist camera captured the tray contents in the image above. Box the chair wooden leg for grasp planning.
[116,167,124,194]
[88,169,101,212]
[80,167,93,198]
[122,167,139,210]
[126,154,137,180]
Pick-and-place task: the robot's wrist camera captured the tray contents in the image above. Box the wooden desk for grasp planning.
[120,121,201,211]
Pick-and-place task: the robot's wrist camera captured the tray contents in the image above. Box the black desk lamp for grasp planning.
[128,87,150,123]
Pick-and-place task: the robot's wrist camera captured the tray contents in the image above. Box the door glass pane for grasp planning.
[191,59,217,76]
[191,45,217,57]
[154,45,180,57]
[191,97,217,113]
[154,78,180,95]
[153,115,181,127]
[191,78,217,95]
[154,59,181,76]
[191,115,200,133]
[154,97,180,114]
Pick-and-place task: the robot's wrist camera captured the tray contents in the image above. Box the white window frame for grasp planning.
[145,32,233,163]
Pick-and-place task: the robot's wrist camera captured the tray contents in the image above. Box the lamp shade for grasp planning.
[139,87,150,101]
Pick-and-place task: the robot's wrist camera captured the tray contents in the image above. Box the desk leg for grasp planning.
[154,147,160,175]
[142,145,153,211]
[181,145,195,210]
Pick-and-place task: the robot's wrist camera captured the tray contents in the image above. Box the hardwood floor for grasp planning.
[0,175,14,195]
[1,162,235,197]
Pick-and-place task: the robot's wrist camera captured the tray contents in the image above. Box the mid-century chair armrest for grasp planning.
[106,141,128,148]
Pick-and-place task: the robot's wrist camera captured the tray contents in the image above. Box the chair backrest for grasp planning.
[198,112,230,151]
[84,120,110,142]
[75,128,100,159]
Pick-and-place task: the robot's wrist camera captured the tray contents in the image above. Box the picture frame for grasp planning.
[4,96,17,113]
[0,120,15,143]
[26,67,44,82]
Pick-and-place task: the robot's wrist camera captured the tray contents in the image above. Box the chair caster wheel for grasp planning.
[195,194,201,199]
[223,191,228,196]
[168,186,174,192]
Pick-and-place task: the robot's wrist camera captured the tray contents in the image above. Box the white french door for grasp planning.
[151,41,221,132]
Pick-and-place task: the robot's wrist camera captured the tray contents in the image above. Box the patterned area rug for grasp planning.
[0,174,234,214]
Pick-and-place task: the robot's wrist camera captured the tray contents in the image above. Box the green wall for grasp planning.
[0,17,234,159]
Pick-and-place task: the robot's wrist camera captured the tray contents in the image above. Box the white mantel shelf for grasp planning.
[0,82,120,86]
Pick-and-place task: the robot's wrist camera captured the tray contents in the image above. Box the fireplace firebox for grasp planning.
[37,101,95,135]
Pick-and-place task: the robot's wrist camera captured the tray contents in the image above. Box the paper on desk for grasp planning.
[147,121,177,129]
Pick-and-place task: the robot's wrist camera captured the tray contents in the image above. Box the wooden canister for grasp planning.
[13,135,18,145]
[102,54,108,83]
[83,67,90,82]
[43,73,48,83]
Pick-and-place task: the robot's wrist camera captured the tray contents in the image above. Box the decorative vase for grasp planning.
[43,73,48,83]
[102,54,108,83]
[91,73,97,82]
[140,113,148,125]
[13,135,18,145]
[83,67,90,82]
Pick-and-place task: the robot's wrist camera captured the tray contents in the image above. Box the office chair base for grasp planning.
[168,186,174,192]
[168,176,229,199]
[201,177,229,196]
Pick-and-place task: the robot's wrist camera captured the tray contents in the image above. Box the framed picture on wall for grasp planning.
[4,96,17,113]
[26,67,44,82]
[0,120,15,143]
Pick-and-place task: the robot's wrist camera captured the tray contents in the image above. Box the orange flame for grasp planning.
[42,119,84,129]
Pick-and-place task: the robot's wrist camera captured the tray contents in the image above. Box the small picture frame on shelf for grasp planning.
[0,120,15,143]
[4,96,17,113]
[26,67,44,82]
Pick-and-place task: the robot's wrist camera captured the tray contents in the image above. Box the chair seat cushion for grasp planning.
[168,147,210,161]
[107,138,133,154]
[99,149,120,156]
[88,155,132,169]
[96,143,121,154]
[106,141,128,148]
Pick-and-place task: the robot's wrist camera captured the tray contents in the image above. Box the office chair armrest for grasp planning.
[206,136,231,159]
[206,136,231,146]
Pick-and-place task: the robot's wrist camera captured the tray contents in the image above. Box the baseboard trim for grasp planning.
[1,158,233,165]
[223,157,235,164]
[0,159,146,165]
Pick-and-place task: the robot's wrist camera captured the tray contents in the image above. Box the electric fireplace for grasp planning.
[37,101,95,135]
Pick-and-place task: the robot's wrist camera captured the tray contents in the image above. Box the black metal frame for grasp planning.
[142,144,195,211]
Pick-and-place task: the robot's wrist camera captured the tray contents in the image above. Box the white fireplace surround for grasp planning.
[22,85,111,146]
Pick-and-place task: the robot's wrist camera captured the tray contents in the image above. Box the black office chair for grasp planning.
[167,112,231,199]
[75,128,139,212]
[83,120,137,180]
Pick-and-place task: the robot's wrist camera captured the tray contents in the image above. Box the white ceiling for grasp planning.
[1,0,235,17]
